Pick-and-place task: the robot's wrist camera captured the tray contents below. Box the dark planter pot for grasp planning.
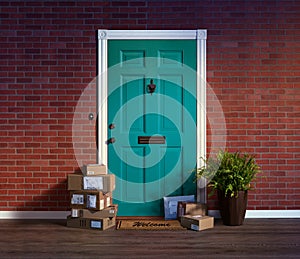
[217,190,248,226]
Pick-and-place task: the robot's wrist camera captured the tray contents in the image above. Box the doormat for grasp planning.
[116,219,186,231]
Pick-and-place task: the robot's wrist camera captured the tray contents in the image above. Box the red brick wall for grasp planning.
[0,0,299,211]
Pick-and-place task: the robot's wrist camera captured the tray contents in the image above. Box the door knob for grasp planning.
[109,123,115,129]
[107,137,116,144]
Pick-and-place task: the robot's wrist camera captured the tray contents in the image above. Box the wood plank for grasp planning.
[0,219,299,258]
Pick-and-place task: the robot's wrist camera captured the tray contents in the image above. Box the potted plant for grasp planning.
[196,150,261,226]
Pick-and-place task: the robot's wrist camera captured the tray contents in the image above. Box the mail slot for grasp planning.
[138,136,166,144]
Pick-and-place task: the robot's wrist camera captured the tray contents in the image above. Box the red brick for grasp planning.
[1,0,299,211]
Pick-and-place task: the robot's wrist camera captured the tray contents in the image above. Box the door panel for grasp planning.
[108,40,196,216]
[160,75,183,131]
[120,147,144,202]
[120,76,145,132]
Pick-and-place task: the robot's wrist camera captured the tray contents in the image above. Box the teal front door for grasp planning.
[107,40,197,216]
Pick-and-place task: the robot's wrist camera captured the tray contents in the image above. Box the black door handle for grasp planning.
[107,137,116,144]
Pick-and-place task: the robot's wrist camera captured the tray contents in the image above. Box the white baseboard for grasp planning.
[0,211,70,219]
[245,210,300,218]
[208,210,300,219]
[0,210,299,219]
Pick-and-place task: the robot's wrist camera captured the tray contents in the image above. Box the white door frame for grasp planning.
[97,29,207,203]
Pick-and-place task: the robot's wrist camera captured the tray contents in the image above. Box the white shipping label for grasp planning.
[71,194,84,205]
[192,215,203,219]
[87,195,97,208]
[106,197,111,207]
[191,224,199,231]
[84,176,104,190]
[90,220,102,229]
[71,209,79,217]
[87,171,95,175]
[100,199,104,210]
[169,201,178,214]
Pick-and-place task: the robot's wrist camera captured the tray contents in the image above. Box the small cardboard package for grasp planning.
[71,205,118,219]
[84,164,107,176]
[177,202,207,219]
[68,173,115,193]
[83,174,115,192]
[68,173,82,191]
[67,216,116,231]
[181,215,214,231]
[70,190,112,210]
[163,195,195,220]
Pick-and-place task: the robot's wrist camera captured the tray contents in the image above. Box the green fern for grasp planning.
[196,151,261,198]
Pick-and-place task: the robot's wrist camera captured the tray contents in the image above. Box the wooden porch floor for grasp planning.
[0,218,299,258]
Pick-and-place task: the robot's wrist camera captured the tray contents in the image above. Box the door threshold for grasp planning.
[116,216,165,220]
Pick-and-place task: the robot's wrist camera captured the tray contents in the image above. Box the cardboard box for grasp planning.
[177,202,207,219]
[84,164,107,176]
[68,173,115,193]
[70,190,112,210]
[163,195,195,220]
[181,215,214,231]
[83,174,115,193]
[67,216,116,231]
[68,173,82,191]
[71,205,118,219]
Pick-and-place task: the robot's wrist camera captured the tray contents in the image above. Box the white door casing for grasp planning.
[97,29,207,203]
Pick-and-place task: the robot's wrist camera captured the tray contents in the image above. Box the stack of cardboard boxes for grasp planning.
[66,164,117,231]
[178,202,214,231]
[163,195,214,231]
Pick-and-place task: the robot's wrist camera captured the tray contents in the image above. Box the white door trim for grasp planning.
[1,210,300,219]
[97,29,207,203]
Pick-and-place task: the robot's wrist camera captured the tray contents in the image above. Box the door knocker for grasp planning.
[147,79,156,95]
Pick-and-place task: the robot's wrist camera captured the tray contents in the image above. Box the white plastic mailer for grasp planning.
[163,195,195,220]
